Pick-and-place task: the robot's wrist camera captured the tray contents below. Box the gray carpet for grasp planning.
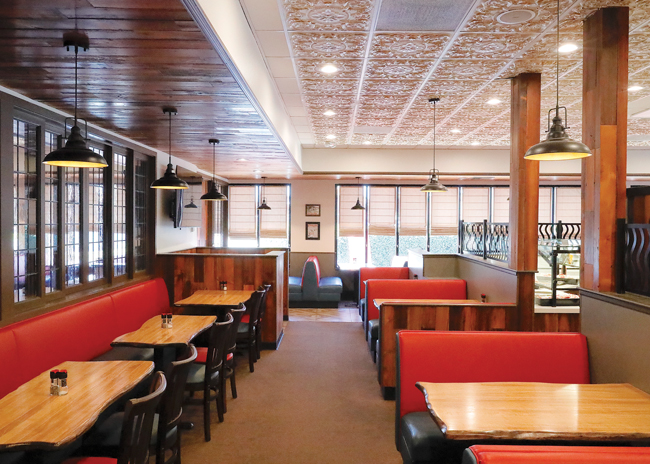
[180,322,401,463]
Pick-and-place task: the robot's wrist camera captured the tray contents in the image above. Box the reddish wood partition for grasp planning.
[156,249,286,349]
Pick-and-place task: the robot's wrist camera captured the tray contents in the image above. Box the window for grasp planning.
[492,187,509,223]
[113,151,127,277]
[337,186,365,269]
[368,187,397,266]
[539,187,553,223]
[87,161,105,282]
[462,187,490,222]
[134,155,152,273]
[398,187,427,256]
[556,187,581,223]
[64,167,81,287]
[212,197,224,247]
[44,131,60,293]
[227,184,290,247]
[429,187,459,253]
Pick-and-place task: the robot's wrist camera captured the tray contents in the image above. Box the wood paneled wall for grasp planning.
[155,249,286,348]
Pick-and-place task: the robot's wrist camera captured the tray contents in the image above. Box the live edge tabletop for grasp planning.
[175,290,253,307]
[0,361,153,450]
[416,382,650,442]
[112,315,216,348]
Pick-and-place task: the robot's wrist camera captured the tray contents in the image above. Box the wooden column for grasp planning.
[509,73,541,331]
[581,7,628,292]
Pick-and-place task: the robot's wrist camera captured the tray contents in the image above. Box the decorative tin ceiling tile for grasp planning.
[290,33,367,58]
[283,0,375,32]
[630,34,650,60]
[361,79,421,94]
[384,135,427,145]
[350,133,386,144]
[365,60,433,79]
[356,107,402,119]
[420,79,484,97]
[463,0,560,33]
[355,117,398,126]
[301,79,358,94]
[358,95,410,108]
[434,60,509,80]
[369,33,450,59]
[447,33,536,59]
[295,59,364,79]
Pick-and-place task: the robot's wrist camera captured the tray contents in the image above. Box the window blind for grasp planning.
[338,186,364,237]
[538,187,552,223]
[260,185,288,239]
[492,187,509,223]
[556,187,581,223]
[369,186,396,236]
[462,187,489,222]
[228,186,257,240]
[430,187,458,235]
[399,187,426,236]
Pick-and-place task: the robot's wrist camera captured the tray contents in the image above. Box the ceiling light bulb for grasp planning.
[450,129,461,134]
[326,134,336,140]
[362,141,372,145]
[320,63,339,74]
[237,158,248,161]
[471,141,481,146]
[558,43,579,53]
[253,169,262,173]
[323,110,336,116]
[629,85,644,92]
[487,98,502,105]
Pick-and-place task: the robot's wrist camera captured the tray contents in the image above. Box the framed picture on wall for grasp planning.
[305,204,320,216]
[306,222,320,240]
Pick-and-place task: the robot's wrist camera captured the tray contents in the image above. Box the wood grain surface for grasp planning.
[0,361,153,450]
[417,382,650,442]
[112,315,216,348]
[175,290,253,307]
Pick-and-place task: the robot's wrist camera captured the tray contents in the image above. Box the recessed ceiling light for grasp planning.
[323,110,336,116]
[450,129,461,134]
[326,134,336,140]
[237,158,248,161]
[362,141,372,145]
[253,169,262,173]
[496,9,536,25]
[471,141,481,146]
[558,43,579,53]
[487,98,502,105]
[629,85,644,92]
[320,63,338,74]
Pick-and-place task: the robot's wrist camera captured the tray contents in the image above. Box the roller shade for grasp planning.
[260,185,288,239]
[492,187,509,223]
[556,187,581,223]
[462,187,489,222]
[339,186,364,237]
[430,187,458,235]
[539,187,552,223]
[369,186,396,236]
[228,186,257,240]
[399,187,426,236]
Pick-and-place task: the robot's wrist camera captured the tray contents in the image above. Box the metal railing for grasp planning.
[459,220,509,262]
[616,220,650,297]
[538,221,581,240]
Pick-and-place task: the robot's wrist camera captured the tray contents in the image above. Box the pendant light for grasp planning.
[421,98,448,192]
[351,176,365,210]
[43,31,108,168]
[185,197,198,208]
[258,177,271,210]
[524,0,592,161]
[200,139,228,201]
[151,107,189,190]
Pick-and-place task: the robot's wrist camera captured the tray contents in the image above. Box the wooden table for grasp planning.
[175,290,253,320]
[417,381,650,442]
[112,315,216,369]
[0,361,153,451]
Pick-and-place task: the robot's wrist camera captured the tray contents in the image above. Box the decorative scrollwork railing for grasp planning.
[538,221,581,240]
[459,220,509,263]
[617,222,650,297]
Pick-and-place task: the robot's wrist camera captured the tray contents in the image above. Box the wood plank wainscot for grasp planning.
[156,248,286,349]
[376,299,518,395]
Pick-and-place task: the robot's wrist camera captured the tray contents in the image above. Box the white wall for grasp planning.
[290,179,336,253]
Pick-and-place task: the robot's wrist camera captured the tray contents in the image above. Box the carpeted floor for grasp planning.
[180,321,401,464]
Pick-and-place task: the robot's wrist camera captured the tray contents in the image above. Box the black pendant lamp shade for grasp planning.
[524,0,592,161]
[151,107,188,190]
[200,139,228,201]
[351,176,365,210]
[257,177,271,210]
[43,31,108,168]
[185,197,198,208]
[421,97,447,192]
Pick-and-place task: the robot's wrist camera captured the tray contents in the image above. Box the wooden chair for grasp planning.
[236,288,265,372]
[184,314,233,442]
[256,284,271,360]
[63,372,167,464]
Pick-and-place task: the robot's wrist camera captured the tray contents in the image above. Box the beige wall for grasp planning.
[290,179,336,253]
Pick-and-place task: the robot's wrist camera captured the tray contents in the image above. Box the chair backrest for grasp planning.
[257,285,271,324]
[224,304,246,354]
[157,344,198,456]
[118,371,167,464]
[243,289,265,336]
[205,314,233,380]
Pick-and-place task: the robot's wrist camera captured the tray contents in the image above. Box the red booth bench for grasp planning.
[396,331,590,464]
[365,279,467,358]
[359,267,409,322]
[463,445,650,464]
[0,278,172,399]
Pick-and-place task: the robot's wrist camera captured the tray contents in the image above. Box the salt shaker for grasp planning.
[161,313,168,329]
[481,293,487,303]
[167,313,173,329]
[50,370,58,395]
[58,370,68,396]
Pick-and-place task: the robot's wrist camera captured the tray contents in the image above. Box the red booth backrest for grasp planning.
[397,331,590,422]
[359,267,409,299]
[468,445,650,464]
[366,279,467,321]
[0,278,171,399]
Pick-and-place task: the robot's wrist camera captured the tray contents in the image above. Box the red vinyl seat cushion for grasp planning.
[468,445,650,463]
[195,347,233,364]
[63,457,117,464]
[241,314,250,323]
[359,267,409,299]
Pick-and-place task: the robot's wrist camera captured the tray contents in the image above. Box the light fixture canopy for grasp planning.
[151,107,188,189]
[43,31,108,168]
[351,176,365,210]
[421,97,448,192]
[524,0,592,161]
[200,138,227,201]
[257,176,271,210]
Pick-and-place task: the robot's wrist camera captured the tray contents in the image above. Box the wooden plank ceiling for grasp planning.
[0,0,299,179]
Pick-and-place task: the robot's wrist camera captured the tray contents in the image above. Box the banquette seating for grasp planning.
[0,278,173,400]
[462,445,650,464]
[288,256,343,307]
[358,266,409,321]
[396,331,590,464]
[365,279,467,360]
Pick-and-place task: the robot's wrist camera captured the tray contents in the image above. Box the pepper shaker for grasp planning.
[58,370,68,396]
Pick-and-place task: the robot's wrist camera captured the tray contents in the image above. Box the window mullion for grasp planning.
[126,149,135,278]
[105,145,114,283]
[80,168,89,284]
[36,126,45,298]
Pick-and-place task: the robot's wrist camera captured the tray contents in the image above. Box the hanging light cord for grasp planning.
[433,99,437,172]
[74,43,78,125]
[168,111,172,164]
[212,143,216,184]
[556,0,560,118]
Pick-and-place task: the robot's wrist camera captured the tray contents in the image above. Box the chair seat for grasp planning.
[63,458,117,464]
[83,412,176,449]
[195,347,233,364]
[238,322,249,334]
[187,362,221,385]
[318,277,343,293]
[288,276,302,293]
